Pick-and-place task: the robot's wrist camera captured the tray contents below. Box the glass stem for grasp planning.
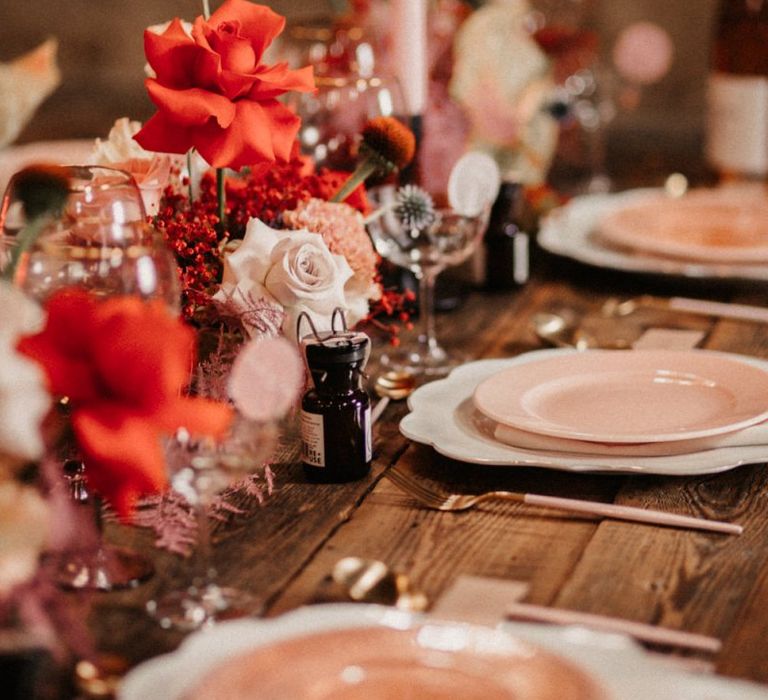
[417,271,439,353]
[192,502,215,589]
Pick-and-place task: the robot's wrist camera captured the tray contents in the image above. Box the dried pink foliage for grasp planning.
[131,469,275,557]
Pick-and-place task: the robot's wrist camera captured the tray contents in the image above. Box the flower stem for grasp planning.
[216,168,226,230]
[2,217,46,281]
[331,159,378,204]
[187,151,194,202]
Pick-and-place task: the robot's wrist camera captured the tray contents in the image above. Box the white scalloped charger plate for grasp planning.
[537,189,768,281]
[400,349,768,475]
[119,604,768,700]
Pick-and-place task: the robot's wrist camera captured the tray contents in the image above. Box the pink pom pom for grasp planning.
[228,337,305,422]
[612,21,674,86]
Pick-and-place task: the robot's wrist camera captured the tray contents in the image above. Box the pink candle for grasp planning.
[390,0,428,115]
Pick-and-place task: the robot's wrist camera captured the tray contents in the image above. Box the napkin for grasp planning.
[493,420,768,457]
[430,575,529,626]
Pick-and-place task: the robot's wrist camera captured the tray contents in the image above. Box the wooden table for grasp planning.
[91,247,768,693]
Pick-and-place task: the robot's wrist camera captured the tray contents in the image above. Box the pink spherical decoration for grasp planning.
[612,21,674,85]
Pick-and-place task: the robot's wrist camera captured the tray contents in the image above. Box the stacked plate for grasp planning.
[400,349,768,476]
[597,189,768,265]
[537,187,768,281]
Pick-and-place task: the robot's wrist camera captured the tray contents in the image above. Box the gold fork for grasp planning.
[384,467,742,535]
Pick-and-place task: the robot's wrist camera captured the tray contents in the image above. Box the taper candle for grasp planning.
[390,0,428,115]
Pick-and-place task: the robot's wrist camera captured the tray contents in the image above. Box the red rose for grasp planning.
[135,0,314,170]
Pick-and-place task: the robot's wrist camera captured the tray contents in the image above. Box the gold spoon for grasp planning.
[371,370,417,424]
[332,556,428,612]
[531,311,596,350]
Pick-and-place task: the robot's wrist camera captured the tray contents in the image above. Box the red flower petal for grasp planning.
[145,81,236,129]
[144,19,200,89]
[89,297,196,410]
[250,63,315,99]
[194,99,300,169]
[73,405,169,519]
[154,397,233,440]
[207,0,286,62]
[133,111,198,156]
[188,31,252,99]
[17,290,101,401]
[209,21,257,73]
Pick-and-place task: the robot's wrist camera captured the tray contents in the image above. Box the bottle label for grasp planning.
[300,410,325,467]
[706,72,768,176]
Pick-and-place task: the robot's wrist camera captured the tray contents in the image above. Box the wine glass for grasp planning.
[291,74,407,172]
[367,187,490,376]
[528,1,615,193]
[279,19,406,173]
[146,415,278,631]
[0,165,180,591]
[0,165,180,310]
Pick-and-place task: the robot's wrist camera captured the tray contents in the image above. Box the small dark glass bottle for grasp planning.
[484,181,530,291]
[300,330,372,483]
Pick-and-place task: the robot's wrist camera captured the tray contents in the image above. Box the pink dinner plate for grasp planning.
[188,624,607,700]
[472,350,768,444]
[597,189,768,263]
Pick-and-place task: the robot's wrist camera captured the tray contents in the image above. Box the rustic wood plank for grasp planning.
[550,465,768,678]
[268,431,628,608]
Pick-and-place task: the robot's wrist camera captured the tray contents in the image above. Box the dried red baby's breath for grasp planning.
[153,156,412,342]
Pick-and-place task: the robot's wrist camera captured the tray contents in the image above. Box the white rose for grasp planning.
[0,283,50,464]
[91,117,177,215]
[92,117,148,164]
[214,219,354,341]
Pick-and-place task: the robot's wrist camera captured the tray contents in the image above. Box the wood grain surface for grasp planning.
[86,251,768,691]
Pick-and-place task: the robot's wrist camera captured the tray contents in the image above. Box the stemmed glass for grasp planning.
[290,74,406,172]
[0,165,179,308]
[0,165,180,591]
[279,20,406,172]
[528,0,614,193]
[146,415,278,631]
[367,187,490,376]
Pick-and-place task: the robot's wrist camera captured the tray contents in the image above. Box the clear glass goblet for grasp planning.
[0,165,180,591]
[146,416,278,631]
[0,165,180,310]
[367,188,490,376]
[289,74,406,172]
